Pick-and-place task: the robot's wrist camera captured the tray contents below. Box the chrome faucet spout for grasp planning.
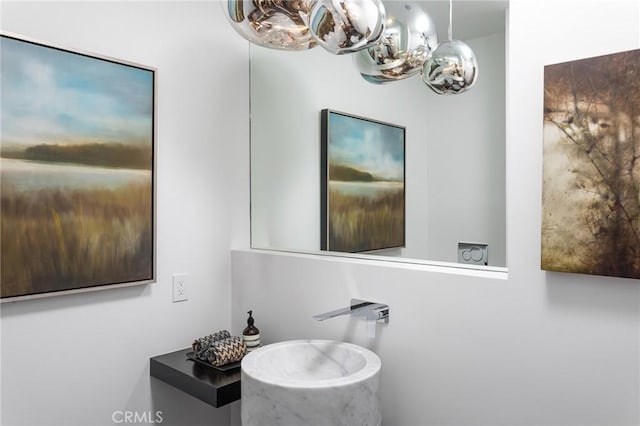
[312,306,353,321]
[313,299,390,338]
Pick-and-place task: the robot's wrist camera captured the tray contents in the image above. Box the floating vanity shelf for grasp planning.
[150,348,241,407]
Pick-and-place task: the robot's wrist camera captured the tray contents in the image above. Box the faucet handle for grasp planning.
[350,299,389,322]
[349,299,389,339]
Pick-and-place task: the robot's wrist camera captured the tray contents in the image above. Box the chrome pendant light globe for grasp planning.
[422,39,478,94]
[353,2,438,84]
[223,0,316,51]
[307,0,386,55]
[421,0,478,94]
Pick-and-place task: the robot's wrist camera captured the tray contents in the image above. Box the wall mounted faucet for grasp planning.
[313,299,389,338]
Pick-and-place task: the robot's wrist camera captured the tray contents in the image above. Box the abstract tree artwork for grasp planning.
[542,49,640,279]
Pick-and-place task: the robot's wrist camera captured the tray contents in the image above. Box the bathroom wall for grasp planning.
[250,32,506,266]
[1,2,249,426]
[232,1,640,425]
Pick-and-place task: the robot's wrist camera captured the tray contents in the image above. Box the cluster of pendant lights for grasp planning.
[224,0,478,95]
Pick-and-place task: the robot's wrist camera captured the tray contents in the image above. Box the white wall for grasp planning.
[232,1,640,425]
[1,2,249,426]
[250,30,507,267]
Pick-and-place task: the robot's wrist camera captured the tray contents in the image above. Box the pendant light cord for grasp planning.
[448,0,453,41]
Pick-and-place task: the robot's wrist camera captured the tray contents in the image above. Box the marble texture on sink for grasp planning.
[241,339,381,426]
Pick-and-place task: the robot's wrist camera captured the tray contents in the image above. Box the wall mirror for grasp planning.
[250,1,508,269]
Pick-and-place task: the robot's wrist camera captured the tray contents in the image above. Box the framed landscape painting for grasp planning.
[321,109,405,253]
[1,32,156,302]
[542,48,640,279]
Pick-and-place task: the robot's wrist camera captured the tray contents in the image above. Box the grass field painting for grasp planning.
[1,34,155,300]
[542,49,640,279]
[321,110,405,253]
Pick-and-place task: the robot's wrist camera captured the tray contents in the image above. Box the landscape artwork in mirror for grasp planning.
[321,110,405,253]
[542,48,640,279]
[1,33,156,302]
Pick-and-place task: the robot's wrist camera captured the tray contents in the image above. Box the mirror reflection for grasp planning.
[250,1,508,268]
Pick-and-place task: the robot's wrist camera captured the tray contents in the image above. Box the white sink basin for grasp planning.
[241,339,381,426]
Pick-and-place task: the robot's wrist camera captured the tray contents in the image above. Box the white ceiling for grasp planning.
[414,1,508,41]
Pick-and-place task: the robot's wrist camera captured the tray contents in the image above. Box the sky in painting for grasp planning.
[328,111,404,181]
[0,36,154,147]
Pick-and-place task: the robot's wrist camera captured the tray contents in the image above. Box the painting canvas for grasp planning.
[1,33,156,301]
[542,49,640,279]
[321,109,405,253]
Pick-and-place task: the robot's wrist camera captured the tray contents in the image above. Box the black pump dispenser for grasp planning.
[243,310,261,352]
[244,311,258,333]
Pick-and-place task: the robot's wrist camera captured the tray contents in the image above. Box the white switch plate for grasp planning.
[172,273,188,302]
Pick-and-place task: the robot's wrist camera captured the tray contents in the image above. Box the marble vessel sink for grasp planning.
[241,339,381,426]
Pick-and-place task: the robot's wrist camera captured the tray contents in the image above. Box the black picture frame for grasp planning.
[321,109,406,253]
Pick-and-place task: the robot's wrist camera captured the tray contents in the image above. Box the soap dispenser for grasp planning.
[243,310,261,353]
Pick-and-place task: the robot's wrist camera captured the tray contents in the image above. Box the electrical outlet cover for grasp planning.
[172,273,188,302]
